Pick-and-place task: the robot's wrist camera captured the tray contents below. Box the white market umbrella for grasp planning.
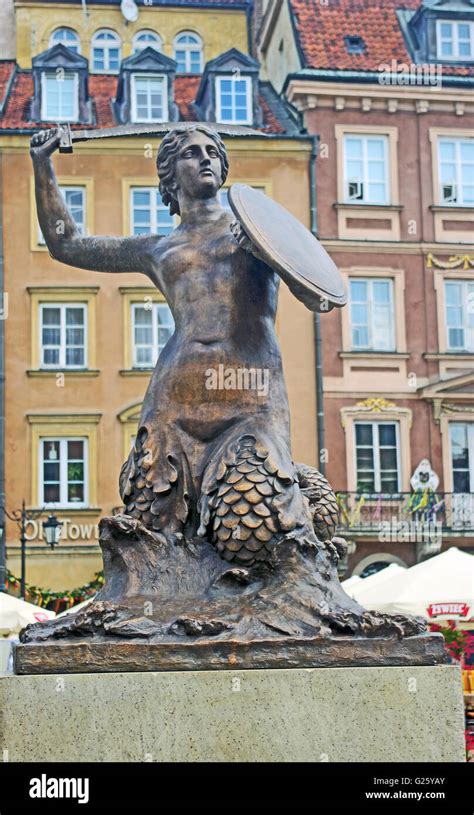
[352,547,473,622]
[0,592,55,636]
[342,563,405,600]
[340,575,362,594]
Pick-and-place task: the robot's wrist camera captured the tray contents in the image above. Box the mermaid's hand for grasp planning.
[230,220,266,262]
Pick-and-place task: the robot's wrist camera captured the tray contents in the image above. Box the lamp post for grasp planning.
[1,503,62,599]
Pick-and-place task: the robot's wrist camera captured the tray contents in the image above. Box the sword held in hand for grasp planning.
[58,121,266,153]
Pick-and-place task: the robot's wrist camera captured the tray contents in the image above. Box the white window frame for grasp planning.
[449,422,474,494]
[343,134,390,205]
[436,19,474,61]
[444,280,474,352]
[131,302,174,368]
[38,185,86,245]
[215,75,252,125]
[41,71,79,122]
[39,302,88,369]
[39,437,89,509]
[130,187,176,236]
[354,421,401,495]
[49,27,81,53]
[173,31,203,73]
[91,29,121,74]
[349,277,396,352]
[130,73,168,123]
[438,137,474,206]
[132,30,162,54]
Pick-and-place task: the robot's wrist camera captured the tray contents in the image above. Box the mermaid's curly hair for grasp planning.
[156,125,229,216]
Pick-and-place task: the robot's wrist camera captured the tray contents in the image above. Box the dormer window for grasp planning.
[92,29,121,73]
[216,76,252,124]
[32,44,90,125]
[49,28,80,54]
[195,48,260,128]
[173,32,203,74]
[115,47,178,125]
[41,71,79,121]
[131,74,168,122]
[437,20,473,60]
[133,30,162,54]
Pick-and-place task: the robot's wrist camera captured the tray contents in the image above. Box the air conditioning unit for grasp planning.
[348,179,363,201]
[442,183,457,203]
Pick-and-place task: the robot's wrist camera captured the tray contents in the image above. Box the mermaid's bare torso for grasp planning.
[144,209,288,438]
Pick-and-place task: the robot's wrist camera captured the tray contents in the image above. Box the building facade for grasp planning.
[0,0,318,590]
[257,0,474,576]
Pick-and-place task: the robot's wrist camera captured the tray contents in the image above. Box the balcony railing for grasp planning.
[336,492,474,537]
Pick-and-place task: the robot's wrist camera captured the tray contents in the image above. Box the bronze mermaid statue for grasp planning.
[19,123,434,669]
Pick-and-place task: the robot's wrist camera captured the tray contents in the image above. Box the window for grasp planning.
[131,188,175,236]
[344,135,389,205]
[133,30,162,53]
[438,138,474,206]
[131,74,167,122]
[355,422,400,494]
[349,278,395,351]
[40,303,87,368]
[41,72,78,121]
[49,27,80,53]
[344,35,365,55]
[132,302,174,367]
[445,280,474,352]
[173,32,203,73]
[91,29,121,73]
[40,438,88,507]
[38,186,85,245]
[216,76,252,125]
[450,423,474,493]
[437,20,474,61]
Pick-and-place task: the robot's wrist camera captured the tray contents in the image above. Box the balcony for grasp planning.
[336,492,474,540]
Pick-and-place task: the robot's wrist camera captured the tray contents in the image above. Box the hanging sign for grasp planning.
[427,602,471,619]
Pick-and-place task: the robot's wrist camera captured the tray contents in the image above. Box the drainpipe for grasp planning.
[0,153,5,591]
[309,134,325,474]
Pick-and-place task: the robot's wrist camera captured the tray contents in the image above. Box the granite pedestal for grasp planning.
[0,665,465,762]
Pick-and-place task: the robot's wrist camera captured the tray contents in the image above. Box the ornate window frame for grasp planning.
[27,413,101,510]
[340,266,407,354]
[429,127,474,243]
[340,399,412,492]
[27,286,99,376]
[433,267,474,377]
[439,407,474,493]
[335,124,400,240]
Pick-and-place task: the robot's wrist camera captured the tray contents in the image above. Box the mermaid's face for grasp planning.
[173,131,223,202]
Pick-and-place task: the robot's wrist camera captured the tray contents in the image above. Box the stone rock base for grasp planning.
[14,632,446,674]
[0,665,465,762]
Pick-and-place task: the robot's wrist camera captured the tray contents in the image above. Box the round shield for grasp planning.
[228,184,347,310]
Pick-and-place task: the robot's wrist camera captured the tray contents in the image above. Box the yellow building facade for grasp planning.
[1,1,317,591]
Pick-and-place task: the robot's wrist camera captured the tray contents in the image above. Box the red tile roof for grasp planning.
[174,76,201,121]
[258,93,285,134]
[290,0,474,77]
[88,74,117,127]
[0,61,16,110]
[0,71,35,129]
[0,68,288,133]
